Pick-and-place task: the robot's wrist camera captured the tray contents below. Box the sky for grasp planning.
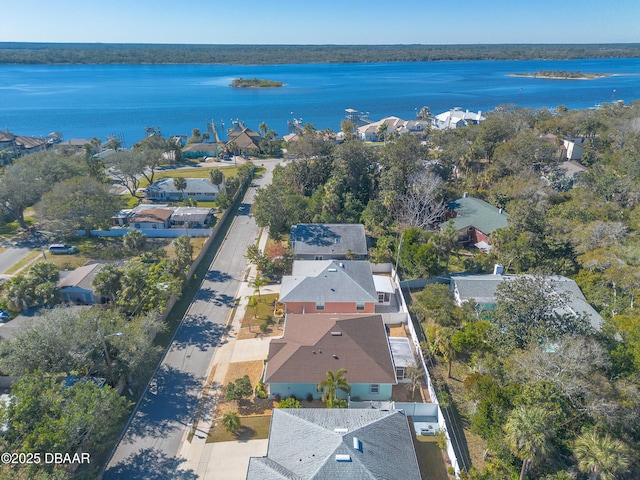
[2,0,639,45]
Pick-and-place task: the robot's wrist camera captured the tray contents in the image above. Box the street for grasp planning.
[103,161,276,479]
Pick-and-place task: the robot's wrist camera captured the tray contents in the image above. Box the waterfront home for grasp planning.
[246,408,421,480]
[146,177,222,202]
[264,313,397,402]
[128,207,173,230]
[290,223,367,260]
[432,107,484,130]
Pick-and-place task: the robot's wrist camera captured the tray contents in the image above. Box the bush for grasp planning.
[278,397,301,408]
[259,321,269,333]
[255,381,268,399]
[306,393,313,402]
[224,375,253,401]
[274,393,281,402]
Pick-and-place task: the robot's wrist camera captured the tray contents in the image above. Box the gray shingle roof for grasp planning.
[279,261,377,304]
[246,409,421,480]
[291,224,367,257]
[264,314,396,385]
[443,196,508,235]
[147,177,220,195]
[451,274,603,330]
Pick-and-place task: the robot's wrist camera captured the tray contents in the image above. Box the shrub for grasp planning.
[255,381,268,399]
[274,393,281,402]
[306,393,313,402]
[224,375,253,401]
[259,321,269,333]
[221,411,241,434]
[278,397,301,408]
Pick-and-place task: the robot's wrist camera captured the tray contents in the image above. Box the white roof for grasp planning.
[373,275,395,293]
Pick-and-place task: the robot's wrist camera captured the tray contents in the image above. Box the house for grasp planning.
[246,408,422,480]
[128,207,173,230]
[226,122,261,155]
[181,142,223,160]
[356,116,428,142]
[450,270,603,330]
[58,263,107,305]
[290,223,367,260]
[170,207,215,228]
[441,194,508,251]
[145,177,221,202]
[562,137,587,161]
[279,260,379,314]
[264,314,397,401]
[432,107,484,130]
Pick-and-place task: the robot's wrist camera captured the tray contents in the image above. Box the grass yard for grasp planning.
[412,434,451,480]
[207,414,271,443]
[239,293,283,339]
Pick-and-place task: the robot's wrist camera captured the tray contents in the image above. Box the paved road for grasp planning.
[104,162,275,479]
[0,247,32,274]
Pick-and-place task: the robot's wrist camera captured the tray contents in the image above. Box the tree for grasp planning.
[0,373,130,477]
[221,412,241,434]
[317,369,350,408]
[105,150,146,198]
[377,122,388,143]
[36,177,126,235]
[224,375,253,402]
[249,275,269,301]
[209,168,224,187]
[258,121,269,137]
[123,229,148,253]
[393,171,446,230]
[92,264,123,304]
[573,431,630,480]
[173,177,187,200]
[406,363,425,400]
[504,405,553,480]
[490,275,592,351]
[188,128,203,144]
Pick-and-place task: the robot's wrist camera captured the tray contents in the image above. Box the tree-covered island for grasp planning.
[230,77,284,88]
[510,70,613,79]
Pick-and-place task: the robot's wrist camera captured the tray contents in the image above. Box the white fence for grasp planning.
[80,228,213,238]
[394,268,463,479]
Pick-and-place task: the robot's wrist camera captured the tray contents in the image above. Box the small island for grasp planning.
[510,70,612,80]
[230,77,284,88]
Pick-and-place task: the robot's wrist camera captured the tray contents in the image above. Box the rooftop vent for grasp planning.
[328,268,338,272]
[353,437,362,452]
[333,355,339,359]
[339,262,345,268]
[334,428,348,433]
[331,331,342,336]
[335,454,352,462]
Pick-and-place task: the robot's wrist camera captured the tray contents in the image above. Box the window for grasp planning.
[316,302,325,311]
[396,367,406,380]
[370,384,379,394]
[378,293,390,303]
[356,302,365,311]
[315,255,323,260]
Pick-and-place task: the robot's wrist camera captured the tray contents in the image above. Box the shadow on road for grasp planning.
[125,366,202,440]
[204,270,232,283]
[173,314,229,351]
[104,447,198,480]
[236,202,251,216]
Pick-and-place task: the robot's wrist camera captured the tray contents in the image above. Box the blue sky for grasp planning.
[2,0,639,45]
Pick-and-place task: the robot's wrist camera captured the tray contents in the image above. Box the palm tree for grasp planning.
[317,369,350,408]
[249,275,269,301]
[574,431,630,480]
[432,326,456,378]
[221,411,241,434]
[377,123,388,144]
[173,177,187,200]
[258,121,269,137]
[504,405,552,480]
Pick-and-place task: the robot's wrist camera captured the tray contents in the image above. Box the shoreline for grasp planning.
[509,73,614,80]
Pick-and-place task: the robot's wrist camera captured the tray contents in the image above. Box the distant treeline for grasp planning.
[0,43,639,65]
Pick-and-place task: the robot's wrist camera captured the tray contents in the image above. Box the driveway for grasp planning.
[104,162,276,479]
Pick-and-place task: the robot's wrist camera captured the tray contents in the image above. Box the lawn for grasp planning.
[207,414,271,443]
[239,293,282,339]
[412,434,451,480]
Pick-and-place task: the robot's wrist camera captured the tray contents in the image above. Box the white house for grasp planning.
[432,107,484,130]
[146,178,222,202]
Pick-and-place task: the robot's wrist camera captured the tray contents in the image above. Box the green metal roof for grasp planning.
[445,196,508,235]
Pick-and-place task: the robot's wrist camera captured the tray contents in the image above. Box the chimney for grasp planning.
[493,264,504,275]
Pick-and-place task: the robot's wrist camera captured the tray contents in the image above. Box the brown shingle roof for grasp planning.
[129,207,173,223]
[265,314,396,385]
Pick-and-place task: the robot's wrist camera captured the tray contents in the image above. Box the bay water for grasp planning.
[1,58,639,146]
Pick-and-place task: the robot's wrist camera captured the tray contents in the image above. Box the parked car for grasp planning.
[48,244,78,255]
[0,309,9,321]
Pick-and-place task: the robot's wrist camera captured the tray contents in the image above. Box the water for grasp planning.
[1,58,639,146]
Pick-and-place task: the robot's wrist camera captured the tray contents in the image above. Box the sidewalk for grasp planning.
[178,227,276,479]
